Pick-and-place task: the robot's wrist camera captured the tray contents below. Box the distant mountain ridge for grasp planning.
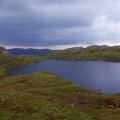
[8,45,120,57]
[8,48,57,56]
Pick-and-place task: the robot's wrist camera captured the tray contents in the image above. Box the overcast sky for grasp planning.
[0,0,120,49]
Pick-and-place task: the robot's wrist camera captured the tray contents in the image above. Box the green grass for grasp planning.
[0,47,120,119]
[49,46,120,62]
[0,66,7,77]
[7,55,44,69]
[0,72,119,120]
[0,55,44,77]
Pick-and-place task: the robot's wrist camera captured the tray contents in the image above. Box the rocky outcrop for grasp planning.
[0,46,9,56]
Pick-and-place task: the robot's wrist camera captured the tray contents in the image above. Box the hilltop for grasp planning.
[49,45,120,62]
[8,48,57,56]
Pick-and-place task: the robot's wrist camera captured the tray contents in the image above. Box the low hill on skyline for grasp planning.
[49,45,120,61]
[8,48,57,56]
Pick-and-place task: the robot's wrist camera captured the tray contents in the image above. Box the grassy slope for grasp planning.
[49,46,120,62]
[7,56,44,69]
[0,72,120,120]
[0,55,44,77]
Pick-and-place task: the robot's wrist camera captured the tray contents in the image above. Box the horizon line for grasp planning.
[0,43,120,50]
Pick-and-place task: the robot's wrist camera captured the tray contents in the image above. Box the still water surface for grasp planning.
[10,60,120,93]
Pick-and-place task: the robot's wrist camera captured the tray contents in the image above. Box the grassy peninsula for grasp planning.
[0,72,120,120]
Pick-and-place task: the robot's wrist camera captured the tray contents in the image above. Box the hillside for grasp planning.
[1,46,120,119]
[0,47,43,77]
[0,72,120,120]
[8,48,57,56]
[49,45,120,62]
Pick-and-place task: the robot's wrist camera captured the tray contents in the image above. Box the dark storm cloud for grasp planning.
[0,0,120,48]
[32,0,77,4]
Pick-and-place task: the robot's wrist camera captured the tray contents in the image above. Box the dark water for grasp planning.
[10,60,120,94]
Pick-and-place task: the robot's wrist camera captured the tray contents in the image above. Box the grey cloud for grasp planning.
[0,0,120,48]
